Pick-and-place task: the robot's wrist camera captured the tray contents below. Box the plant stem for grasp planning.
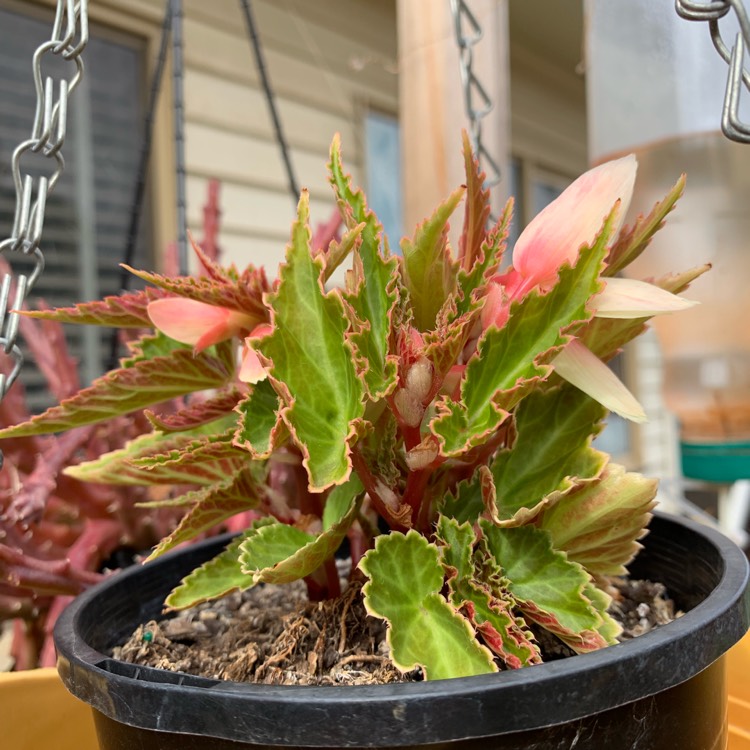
[385,393,422,451]
[323,556,341,599]
[403,468,430,525]
[350,449,408,532]
[346,520,369,572]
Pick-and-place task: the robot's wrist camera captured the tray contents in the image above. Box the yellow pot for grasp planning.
[729,629,750,750]
[0,667,97,750]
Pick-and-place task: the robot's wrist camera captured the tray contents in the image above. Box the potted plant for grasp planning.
[1,135,747,749]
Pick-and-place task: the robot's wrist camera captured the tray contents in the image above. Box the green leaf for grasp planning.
[20,287,167,327]
[605,175,685,276]
[123,258,268,323]
[322,473,364,531]
[126,330,193,360]
[422,308,479,382]
[437,516,540,668]
[329,134,399,399]
[457,130,492,272]
[258,191,365,491]
[323,221,365,282]
[165,519,276,610]
[239,493,360,584]
[146,465,262,560]
[355,409,401,487]
[539,462,657,575]
[146,388,244,433]
[431,209,617,457]
[400,186,464,331]
[455,201,512,318]
[64,418,242,486]
[585,584,622,642]
[0,340,234,439]
[488,385,608,525]
[131,428,249,469]
[438,470,485,524]
[239,522,313,578]
[480,521,617,653]
[360,530,497,679]
[233,379,285,458]
[650,264,712,296]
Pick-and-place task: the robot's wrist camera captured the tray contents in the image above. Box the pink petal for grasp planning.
[440,364,465,400]
[513,155,637,292]
[492,268,524,299]
[238,324,273,384]
[553,339,647,423]
[250,323,273,339]
[481,282,510,330]
[239,344,268,384]
[594,277,699,319]
[148,299,257,353]
[148,298,230,347]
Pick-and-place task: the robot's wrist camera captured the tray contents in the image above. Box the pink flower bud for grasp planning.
[393,388,424,428]
[405,439,439,471]
[405,357,433,403]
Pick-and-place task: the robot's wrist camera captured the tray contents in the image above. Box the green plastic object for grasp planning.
[680,440,750,483]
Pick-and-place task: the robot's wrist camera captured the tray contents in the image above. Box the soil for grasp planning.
[113,570,678,686]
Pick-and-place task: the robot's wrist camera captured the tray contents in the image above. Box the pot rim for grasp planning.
[54,511,750,746]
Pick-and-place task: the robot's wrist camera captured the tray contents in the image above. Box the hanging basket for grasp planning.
[53,513,749,749]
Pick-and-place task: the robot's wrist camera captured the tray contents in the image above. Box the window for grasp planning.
[364,110,402,251]
[0,3,150,409]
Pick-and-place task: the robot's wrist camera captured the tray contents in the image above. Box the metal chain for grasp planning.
[0,0,89,412]
[676,0,750,142]
[449,0,502,200]
[171,0,189,274]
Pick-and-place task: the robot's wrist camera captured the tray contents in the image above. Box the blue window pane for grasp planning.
[364,111,402,251]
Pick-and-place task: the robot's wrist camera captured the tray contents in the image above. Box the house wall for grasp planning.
[87,0,399,272]
[509,41,587,178]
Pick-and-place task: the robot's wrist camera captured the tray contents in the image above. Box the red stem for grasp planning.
[385,393,422,451]
[350,449,408,532]
[402,468,430,525]
[323,557,341,599]
[346,521,369,572]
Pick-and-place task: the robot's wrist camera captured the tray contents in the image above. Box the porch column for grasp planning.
[397,0,511,238]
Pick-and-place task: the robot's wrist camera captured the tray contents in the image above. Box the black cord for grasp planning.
[118,1,172,292]
[239,0,300,206]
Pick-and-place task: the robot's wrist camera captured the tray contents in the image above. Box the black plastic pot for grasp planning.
[55,513,749,749]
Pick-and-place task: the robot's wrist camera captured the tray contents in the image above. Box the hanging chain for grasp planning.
[0,0,89,413]
[449,0,502,201]
[676,0,750,142]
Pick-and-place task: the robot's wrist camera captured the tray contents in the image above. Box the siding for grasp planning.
[95,0,399,272]
[509,42,588,177]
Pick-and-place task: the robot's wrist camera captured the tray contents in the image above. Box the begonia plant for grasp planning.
[0,135,706,679]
